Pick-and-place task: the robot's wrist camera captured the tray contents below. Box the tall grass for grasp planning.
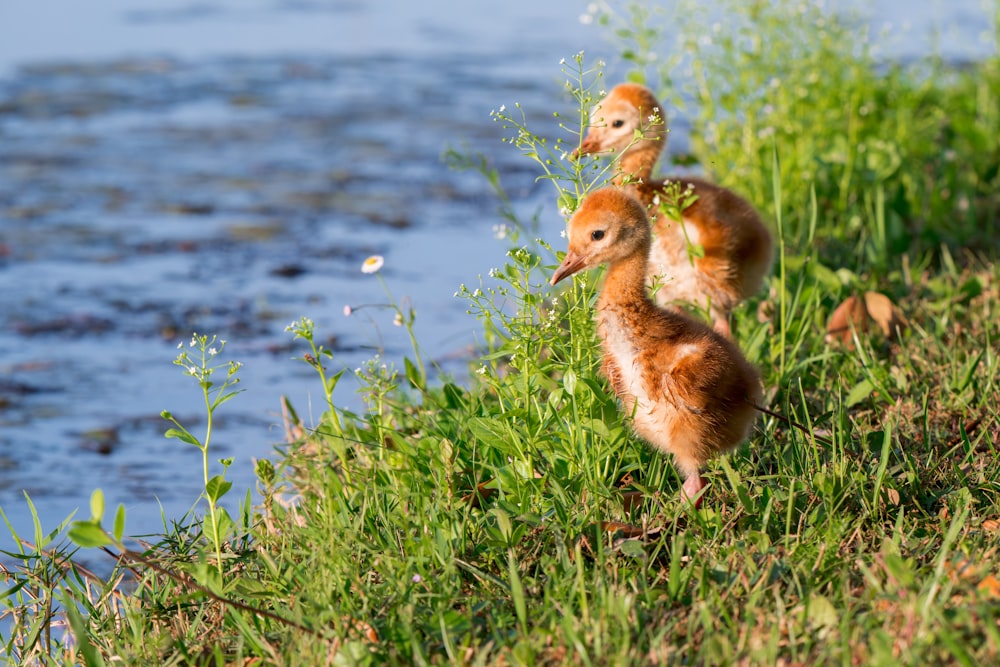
[2,2,1000,665]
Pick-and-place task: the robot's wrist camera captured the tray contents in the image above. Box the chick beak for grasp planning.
[570,134,599,161]
[550,249,588,285]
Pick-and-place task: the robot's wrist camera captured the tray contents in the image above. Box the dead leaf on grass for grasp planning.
[825,291,908,348]
[600,520,647,538]
[977,574,1000,598]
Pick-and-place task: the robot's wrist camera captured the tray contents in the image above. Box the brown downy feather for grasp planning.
[552,187,762,505]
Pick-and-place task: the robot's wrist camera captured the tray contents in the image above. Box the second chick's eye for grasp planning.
[591,230,606,241]
[611,119,625,128]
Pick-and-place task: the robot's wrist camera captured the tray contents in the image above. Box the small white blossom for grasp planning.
[499,104,506,113]
[208,347,217,356]
[559,58,566,65]
[343,305,353,316]
[393,313,403,327]
[361,255,384,274]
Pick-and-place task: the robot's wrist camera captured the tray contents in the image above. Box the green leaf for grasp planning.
[23,492,45,550]
[89,489,105,522]
[255,458,276,487]
[212,388,244,410]
[205,475,233,504]
[618,539,646,559]
[68,521,112,549]
[113,504,126,544]
[404,357,425,391]
[467,417,505,448]
[807,595,838,629]
[63,599,107,667]
[846,378,874,407]
[208,508,235,545]
[625,70,646,85]
[164,427,200,447]
[563,368,577,395]
[442,382,466,410]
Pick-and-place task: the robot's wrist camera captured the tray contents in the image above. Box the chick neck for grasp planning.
[611,141,662,207]
[598,235,655,312]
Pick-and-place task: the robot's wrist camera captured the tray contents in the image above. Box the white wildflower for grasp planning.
[361,255,384,274]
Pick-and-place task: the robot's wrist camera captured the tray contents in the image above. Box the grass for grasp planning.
[2,1,1000,664]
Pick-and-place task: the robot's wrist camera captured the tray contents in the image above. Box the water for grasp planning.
[0,0,993,550]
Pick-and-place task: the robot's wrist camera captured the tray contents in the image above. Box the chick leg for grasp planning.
[681,473,707,508]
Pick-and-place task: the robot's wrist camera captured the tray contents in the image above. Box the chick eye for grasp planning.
[611,119,625,128]
[591,230,606,241]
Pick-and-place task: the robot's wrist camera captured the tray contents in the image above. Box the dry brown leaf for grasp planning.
[886,488,901,506]
[599,520,646,537]
[462,480,497,509]
[978,574,1000,598]
[343,617,379,642]
[983,519,1000,532]
[863,291,909,339]
[825,295,869,346]
[621,490,646,513]
[825,291,908,348]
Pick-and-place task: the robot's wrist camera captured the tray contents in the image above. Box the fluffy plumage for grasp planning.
[551,187,761,505]
[577,83,773,337]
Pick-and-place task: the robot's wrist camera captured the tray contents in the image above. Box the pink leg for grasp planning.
[681,473,707,508]
[713,315,732,339]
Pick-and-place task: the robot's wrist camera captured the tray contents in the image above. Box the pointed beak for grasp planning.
[571,134,600,161]
[550,249,588,285]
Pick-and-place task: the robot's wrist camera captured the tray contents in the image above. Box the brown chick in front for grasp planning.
[551,187,761,506]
